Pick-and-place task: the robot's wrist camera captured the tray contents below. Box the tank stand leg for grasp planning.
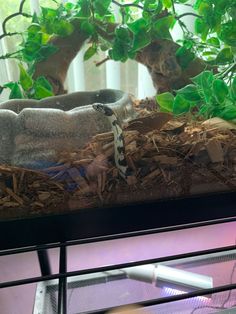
[37,249,52,276]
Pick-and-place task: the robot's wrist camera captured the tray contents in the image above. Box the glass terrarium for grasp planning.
[0,86,236,218]
[0,0,235,220]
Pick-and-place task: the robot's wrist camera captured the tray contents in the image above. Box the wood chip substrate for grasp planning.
[0,165,68,219]
[1,107,236,219]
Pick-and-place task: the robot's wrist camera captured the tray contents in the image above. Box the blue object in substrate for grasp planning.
[31,161,86,192]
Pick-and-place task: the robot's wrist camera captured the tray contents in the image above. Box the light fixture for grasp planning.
[124,264,213,292]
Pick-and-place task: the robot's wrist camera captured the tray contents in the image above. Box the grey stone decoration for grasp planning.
[0,89,136,168]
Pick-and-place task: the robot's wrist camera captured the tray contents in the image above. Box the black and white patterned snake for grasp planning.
[93,103,132,182]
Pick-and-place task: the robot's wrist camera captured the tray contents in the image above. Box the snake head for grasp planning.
[92,103,113,116]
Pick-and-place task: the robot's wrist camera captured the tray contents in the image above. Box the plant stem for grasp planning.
[0,0,31,40]
[112,0,143,10]
[111,0,153,12]
[171,0,176,15]
[96,56,110,67]
[217,63,236,79]
[177,12,202,19]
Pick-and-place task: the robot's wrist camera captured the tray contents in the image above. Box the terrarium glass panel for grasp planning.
[0,0,235,219]
[0,90,236,218]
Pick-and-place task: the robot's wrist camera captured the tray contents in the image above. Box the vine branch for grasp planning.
[171,0,176,15]
[112,0,144,10]
[217,62,236,79]
[111,0,153,12]
[177,12,202,20]
[0,0,31,40]
[95,56,110,67]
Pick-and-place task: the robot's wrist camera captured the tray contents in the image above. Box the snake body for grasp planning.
[92,103,131,181]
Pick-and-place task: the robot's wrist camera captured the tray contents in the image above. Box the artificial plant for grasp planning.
[0,0,235,120]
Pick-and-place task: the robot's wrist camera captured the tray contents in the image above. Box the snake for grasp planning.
[92,103,132,181]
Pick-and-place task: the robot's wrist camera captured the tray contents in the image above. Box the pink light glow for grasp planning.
[163,287,210,302]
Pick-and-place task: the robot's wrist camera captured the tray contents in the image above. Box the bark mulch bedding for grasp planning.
[1,100,236,219]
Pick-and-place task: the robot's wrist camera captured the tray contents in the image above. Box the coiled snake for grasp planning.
[93,103,134,183]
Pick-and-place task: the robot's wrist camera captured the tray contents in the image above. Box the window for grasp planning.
[0,0,157,103]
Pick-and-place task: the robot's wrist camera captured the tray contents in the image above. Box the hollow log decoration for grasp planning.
[33,19,90,95]
[33,18,211,96]
[135,39,208,93]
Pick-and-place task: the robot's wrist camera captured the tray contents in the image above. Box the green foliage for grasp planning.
[93,0,112,16]
[152,15,175,40]
[176,46,195,69]
[84,45,97,61]
[0,64,54,100]
[157,71,236,121]
[0,0,235,105]
[156,92,174,112]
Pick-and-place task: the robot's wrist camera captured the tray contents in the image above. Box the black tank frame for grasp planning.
[0,191,236,250]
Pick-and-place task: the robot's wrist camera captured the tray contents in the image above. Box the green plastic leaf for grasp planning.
[4,82,15,89]
[77,0,91,17]
[55,20,74,37]
[38,44,58,61]
[206,37,220,47]
[33,85,54,99]
[152,15,175,40]
[215,48,234,65]
[84,46,97,61]
[191,71,214,102]
[176,46,195,70]
[173,94,191,115]
[131,31,151,52]
[195,18,205,34]
[32,12,39,24]
[176,85,202,102]
[24,41,41,55]
[191,71,214,87]
[198,1,211,15]
[229,6,236,19]
[109,40,129,62]
[41,7,58,21]
[194,18,209,41]
[156,92,174,112]
[35,76,53,92]
[212,79,229,104]
[32,78,54,99]
[231,76,236,100]
[127,50,137,59]
[204,7,221,31]
[5,83,24,99]
[109,25,132,61]
[93,0,111,16]
[214,0,229,13]
[81,20,95,36]
[202,51,217,56]
[115,25,130,41]
[199,104,209,117]
[28,23,41,33]
[162,0,172,8]
[19,64,33,91]
[65,2,75,11]
[219,21,236,46]
[109,40,128,62]
[194,0,203,10]
[128,18,148,34]
[219,105,236,120]
[144,0,162,12]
